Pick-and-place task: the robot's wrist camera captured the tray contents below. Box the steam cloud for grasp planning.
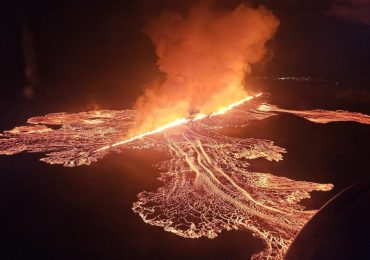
[130,1,279,136]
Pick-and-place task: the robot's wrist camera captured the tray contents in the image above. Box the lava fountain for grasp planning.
[1,94,369,259]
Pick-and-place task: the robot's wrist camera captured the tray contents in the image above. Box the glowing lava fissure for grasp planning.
[1,95,370,259]
[96,93,261,152]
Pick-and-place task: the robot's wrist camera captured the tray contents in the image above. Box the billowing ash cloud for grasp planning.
[329,0,370,25]
[130,1,279,136]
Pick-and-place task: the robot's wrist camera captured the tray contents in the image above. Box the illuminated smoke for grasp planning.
[130,1,279,136]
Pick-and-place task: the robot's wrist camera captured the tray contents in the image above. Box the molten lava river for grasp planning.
[1,95,369,259]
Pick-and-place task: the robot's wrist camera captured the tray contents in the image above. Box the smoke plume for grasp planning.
[130,1,279,136]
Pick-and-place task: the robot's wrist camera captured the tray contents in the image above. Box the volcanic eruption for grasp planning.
[1,1,370,260]
[129,1,279,137]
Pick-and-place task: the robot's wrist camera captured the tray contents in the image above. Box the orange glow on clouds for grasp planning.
[129,2,279,137]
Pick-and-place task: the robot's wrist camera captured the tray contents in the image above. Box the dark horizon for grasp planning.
[1,0,370,113]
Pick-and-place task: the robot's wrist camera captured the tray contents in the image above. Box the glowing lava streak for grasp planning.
[96,93,262,152]
[96,117,190,152]
[0,95,369,259]
[210,93,262,116]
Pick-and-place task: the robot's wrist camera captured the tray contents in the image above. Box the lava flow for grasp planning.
[2,95,370,259]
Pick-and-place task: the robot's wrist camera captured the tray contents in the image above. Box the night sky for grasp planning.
[1,0,369,114]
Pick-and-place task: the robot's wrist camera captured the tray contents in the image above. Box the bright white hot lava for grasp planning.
[1,94,369,259]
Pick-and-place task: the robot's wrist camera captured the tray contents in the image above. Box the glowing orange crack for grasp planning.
[210,93,262,116]
[96,93,262,152]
